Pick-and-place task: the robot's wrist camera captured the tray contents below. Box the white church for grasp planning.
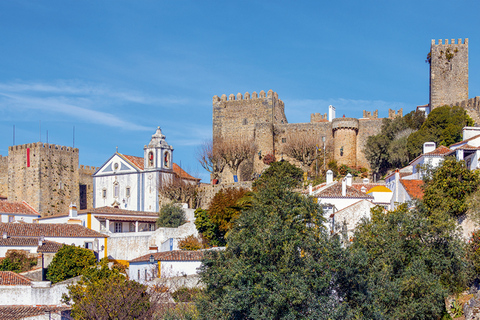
[93,127,198,212]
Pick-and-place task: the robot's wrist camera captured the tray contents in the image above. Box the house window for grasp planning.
[114,182,119,198]
[282,138,286,143]
[126,187,131,198]
[145,269,147,280]
[8,215,14,223]
[138,270,140,280]
[102,189,107,199]
[115,222,123,233]
[150,224,155,231]
[129,222,135,232]
[84,242,93,250]
[100,221,106,231]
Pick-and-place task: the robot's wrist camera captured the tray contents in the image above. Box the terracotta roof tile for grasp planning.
[130,250,204,263]
[409,145,453,164]
[454,144,480,150]
[120,154,144,170]
[0,237,39,247]
[400,179,424,200]
[173,163,200,182]
[315,184,373,199]
[0,305,70,320]
[0,223,107,238]
[0,201,39,216]
[37,240,64,253]
[40,206,158,220]
[0,271,32,285]
[450,134,480,147]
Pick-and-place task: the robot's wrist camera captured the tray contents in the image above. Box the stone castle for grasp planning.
[0,143,97,216]
[212,38,480,184]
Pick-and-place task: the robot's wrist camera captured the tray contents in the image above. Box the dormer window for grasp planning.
[148,151,154,167]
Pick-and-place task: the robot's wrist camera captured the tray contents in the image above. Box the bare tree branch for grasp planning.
[196,140,225,179]
[217,137,256,177]
[282,133,321,169]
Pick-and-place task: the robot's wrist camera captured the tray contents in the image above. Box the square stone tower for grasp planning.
[429,38,468,109]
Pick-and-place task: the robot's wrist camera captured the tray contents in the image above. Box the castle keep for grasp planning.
[212,90,402,183]
[0,143,97,216]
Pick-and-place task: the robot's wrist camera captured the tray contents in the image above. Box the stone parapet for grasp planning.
[332,118,359,132]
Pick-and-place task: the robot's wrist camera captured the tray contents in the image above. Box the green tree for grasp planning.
[404,109,426,130]
[157,203,187,228]
[63,259,152,319]
[253,160,304,190]
[407,105,474,159]
[197,161,346,319]
[46,245,96,284]
[0,251,37,273]
[423,157,480,218]
[342,204,469,319]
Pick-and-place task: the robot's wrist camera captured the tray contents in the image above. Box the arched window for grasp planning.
[148,151,154,167]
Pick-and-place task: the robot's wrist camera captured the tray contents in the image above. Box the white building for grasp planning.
[93,127,199,213]
[0,200,40,223]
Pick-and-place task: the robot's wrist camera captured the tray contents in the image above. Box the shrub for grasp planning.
[171,287,201,302]
[179,235,205,251]
[157,203,187,228]
[46,245,96,284]
[262,153,276,165]
[0,251,37,273]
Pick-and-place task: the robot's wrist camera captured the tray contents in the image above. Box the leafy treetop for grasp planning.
[46,244,96,284]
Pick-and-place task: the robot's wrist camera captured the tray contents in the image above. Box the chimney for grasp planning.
[308,184,313,195]
[326,170,333,184]
[423,142,436,154]
[342,178,347,197]
[69,203,77,217]
[346,173,353,186]
[2,232,7,239]
[362,178,369,183]
[38,236,44,247]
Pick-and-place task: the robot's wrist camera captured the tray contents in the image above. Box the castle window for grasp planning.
[242,118,248,125]
[126,187,131,198]
[102,189,107,199]
[282,138,286,143]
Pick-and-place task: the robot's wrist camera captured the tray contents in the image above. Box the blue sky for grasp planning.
[0,1,479,182]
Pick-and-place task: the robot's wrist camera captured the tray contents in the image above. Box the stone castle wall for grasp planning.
[79,165,98,210]
[332,118,359,167]
[7,143,80,216]
[0,156,8,197]
[357,119,383,168]
[430,38,469,109]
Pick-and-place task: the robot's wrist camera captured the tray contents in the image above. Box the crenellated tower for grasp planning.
[429,38,469,109]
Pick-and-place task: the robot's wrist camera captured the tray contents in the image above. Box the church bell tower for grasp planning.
[143,127,174,171]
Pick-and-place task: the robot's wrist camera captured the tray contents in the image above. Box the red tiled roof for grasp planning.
[0,305,70,320]
[0,223,107,238]
[130,250,204,263]
[95,215,157,223]
[454,144,480,150]
[351,183,384,193]
[37,240,64,253]
[400,179,424,200]
[315,184,373,199]
[40,206,158,220]
[0,237,39,247]
[173,163,200,182]
[0,201,39,216]
[449,134,480,147]
[120,154,144,170]
[409,145,453,164]
[0,271,32,285]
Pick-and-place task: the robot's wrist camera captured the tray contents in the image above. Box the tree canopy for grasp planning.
[423,157,480,218]
[197,160,346,319]
[63,259,152,320]
[46,245,96,284]
[407,105,474,159]
[342,204,469,319]
[157,203,187,228]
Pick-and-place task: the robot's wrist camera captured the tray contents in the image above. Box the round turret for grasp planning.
[332,118,359,167]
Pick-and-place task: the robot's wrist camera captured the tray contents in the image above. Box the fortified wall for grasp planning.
[212,90,402,183]
[430,38,469,109]
[0,143,97,216]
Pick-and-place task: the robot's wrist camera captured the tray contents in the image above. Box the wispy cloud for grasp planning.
[0,80,192,131]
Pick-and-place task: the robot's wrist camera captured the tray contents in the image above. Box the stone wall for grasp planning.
[0,155,8,197]
[7,143,79,216]
[430,38,469,109]
[357,119,383,168]
[332,118,359,167]
[79,165,98,209]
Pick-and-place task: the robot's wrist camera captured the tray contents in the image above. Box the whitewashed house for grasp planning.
[129,250,203,283]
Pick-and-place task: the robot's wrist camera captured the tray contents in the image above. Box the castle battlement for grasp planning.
[432,38,468,46]
[213,90,279,102]
[311,113,328,123]
[332,118,359,131]
[8,143,78,153]
[388,108,403,119]
[362,110,378,119]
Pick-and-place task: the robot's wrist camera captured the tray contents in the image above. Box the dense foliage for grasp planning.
[423,158,480,217]
[194,188,250,246]
[342,204,469,319]
[197,161,346,319]
[63,259,151,319]
[364,112,422,177]
[0,250,37,273]
[46,245,96,284]
[157,203,187,228]
[407,105,473,159]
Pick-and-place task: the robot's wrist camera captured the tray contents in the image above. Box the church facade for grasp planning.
[93,127,176,212]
